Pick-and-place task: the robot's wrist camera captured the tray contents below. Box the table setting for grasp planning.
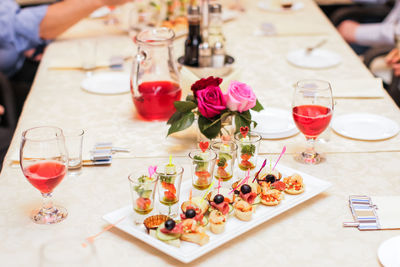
[3,0,400,266]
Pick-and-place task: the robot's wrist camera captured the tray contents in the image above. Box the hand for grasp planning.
[385,48,400,66]
[0,105,4,116]
[337,20,359,43]
[393,63,400,76]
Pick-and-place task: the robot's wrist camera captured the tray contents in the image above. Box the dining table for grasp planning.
[2,0,400,266]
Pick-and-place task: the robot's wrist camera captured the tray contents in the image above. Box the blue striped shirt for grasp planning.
[0,0,48,76]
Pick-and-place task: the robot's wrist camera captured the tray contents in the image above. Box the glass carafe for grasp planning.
[130,27,181,121]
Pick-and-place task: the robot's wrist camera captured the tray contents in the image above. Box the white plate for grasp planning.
[90,6,111,19]
[332,113,400,141]
[286,49,342,69]
[258,1,304,12]
[81,73,130,95]
[103,162,331,263]
[251,108,299,139]
[378,235,400,267]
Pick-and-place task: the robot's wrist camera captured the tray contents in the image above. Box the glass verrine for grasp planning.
[211,140,238,182]
[234,131,261,172]
[189,149,217,190]
[128,171,158,224]
[292,79,334,164]
[20,126,68,224]
[157,165,183,217]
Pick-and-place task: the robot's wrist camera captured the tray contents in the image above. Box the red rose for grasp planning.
[196,85,226,118]
[191,76,223,97]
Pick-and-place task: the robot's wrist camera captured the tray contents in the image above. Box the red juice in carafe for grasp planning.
[133,81,181,121]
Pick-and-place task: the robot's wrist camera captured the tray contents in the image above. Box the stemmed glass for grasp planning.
[292,79,334,164]
[20,126,69,224]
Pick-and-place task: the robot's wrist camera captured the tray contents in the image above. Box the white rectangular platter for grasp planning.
[103,162,331,263]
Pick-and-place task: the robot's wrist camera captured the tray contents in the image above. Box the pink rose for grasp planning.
[225,81,256,113]
[196,85,226,118]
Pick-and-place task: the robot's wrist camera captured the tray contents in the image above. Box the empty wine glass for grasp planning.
[292,80,334,164]
[20,126,69,224]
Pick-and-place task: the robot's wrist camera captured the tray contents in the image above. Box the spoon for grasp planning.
[305,39,327,55]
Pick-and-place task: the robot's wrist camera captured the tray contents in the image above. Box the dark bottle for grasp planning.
[183,5,202,67]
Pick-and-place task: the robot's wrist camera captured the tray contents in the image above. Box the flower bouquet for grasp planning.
[167,76,264,140]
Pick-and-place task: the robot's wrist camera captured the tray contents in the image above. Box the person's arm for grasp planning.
[337,20,359,43]
[354,23,395,46]
[39,0,131,39]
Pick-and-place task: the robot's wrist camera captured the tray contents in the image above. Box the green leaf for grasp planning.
[198,116,222,139]
[239,110,252,122]
[251,99,264,112]
[234,113,251,132]
[186,95,196,103]
[202,117,221,131]
[167,111,183,125]
[167,112,195,136]
[174,101,197,113]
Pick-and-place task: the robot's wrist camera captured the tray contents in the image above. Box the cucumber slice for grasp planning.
[252,195,261,205]
[156,225,180,241]
[219,152,232,162]
[228,204,233,214]
[201,216,208,226]
[141,190,152,199]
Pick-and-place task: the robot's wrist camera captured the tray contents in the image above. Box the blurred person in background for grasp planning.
[336,0,399,54]
[0,0,130,168]
[386,48,400,75]
[0,0,131,115]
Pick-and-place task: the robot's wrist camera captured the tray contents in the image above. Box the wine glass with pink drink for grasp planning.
[20,126,69,224]
[292,79,333,164]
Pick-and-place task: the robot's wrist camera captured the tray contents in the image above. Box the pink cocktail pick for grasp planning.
[272,146,286,171]
[148,166,157,178]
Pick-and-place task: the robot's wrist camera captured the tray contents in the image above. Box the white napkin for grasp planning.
[372,196,400,229]
[331,78,385,98]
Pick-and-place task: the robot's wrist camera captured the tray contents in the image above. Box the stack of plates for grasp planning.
[251,107,298,139]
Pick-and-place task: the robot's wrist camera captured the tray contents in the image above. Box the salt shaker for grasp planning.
[212,41,225,68]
